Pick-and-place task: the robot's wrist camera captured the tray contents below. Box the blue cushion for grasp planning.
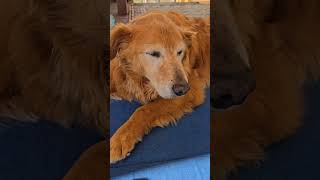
[230,82,320,180]
[0,121,102,180]
[110,89,211,177]
[112,154,210,180]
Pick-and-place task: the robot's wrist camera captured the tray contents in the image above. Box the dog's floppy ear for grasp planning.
[183,20,209,69]
[182,28,204,69]
[110,23,132,59]
[182,29,197,48]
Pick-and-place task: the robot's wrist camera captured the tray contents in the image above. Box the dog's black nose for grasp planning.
[212,70,256,109]
[172,83,190,96]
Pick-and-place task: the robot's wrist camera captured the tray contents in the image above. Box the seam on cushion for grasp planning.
[110,151,209,169]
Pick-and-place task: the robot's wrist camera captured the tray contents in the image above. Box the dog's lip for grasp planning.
[142,76,150,84]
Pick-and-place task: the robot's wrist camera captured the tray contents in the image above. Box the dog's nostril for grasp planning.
[220,94,233,104]
[212,94,234,109]
[172,83,190,96]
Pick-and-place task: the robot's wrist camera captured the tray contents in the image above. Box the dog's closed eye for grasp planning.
[177,50,183,56]
[146,51,161,58]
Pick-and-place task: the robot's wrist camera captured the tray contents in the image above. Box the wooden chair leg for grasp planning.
[117,0,128,16]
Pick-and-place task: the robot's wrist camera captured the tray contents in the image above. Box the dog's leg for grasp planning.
[212,103,266,180]
[63,141,107,180]
[110,80,206,163]
[212,88,303,180]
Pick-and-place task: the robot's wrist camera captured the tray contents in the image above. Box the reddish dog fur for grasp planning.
[110,12,210,163]
[213,0,320,179]
[0,0,107,132]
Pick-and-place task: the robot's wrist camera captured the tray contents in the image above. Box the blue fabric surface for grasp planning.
[230,82,320,180]
[110,90,211,177]
[112,154,210,180]
[0,121,102,180]
[0,82,319,179]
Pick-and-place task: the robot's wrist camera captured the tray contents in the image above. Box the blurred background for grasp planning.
[110,0,209,25]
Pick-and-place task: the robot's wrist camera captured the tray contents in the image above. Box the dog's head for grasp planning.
[111,12,196,99]
[212,0,256,109]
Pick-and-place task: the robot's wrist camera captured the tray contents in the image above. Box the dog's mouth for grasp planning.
[142,76,190,99]
[142,77,173,99]
[142,76,150,85]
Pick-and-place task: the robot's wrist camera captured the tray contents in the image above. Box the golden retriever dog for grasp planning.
[213,0,320,179]
[0,0,107,133]
[110,11,210,163]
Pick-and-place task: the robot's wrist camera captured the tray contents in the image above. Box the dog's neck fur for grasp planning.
[110,58,159,104]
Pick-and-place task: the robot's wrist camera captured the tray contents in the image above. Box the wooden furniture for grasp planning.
[117,0,128,15]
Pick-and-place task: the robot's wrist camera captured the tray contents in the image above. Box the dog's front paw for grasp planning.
[110,128,140,164]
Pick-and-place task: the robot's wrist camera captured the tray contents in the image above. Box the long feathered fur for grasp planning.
[213,0,320,179]
[0,0,108,133]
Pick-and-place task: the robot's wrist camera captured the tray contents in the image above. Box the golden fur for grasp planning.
[110,11,210,163]
[213,0,320,179]
[63,141,107,180]
[0,0,108,133]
